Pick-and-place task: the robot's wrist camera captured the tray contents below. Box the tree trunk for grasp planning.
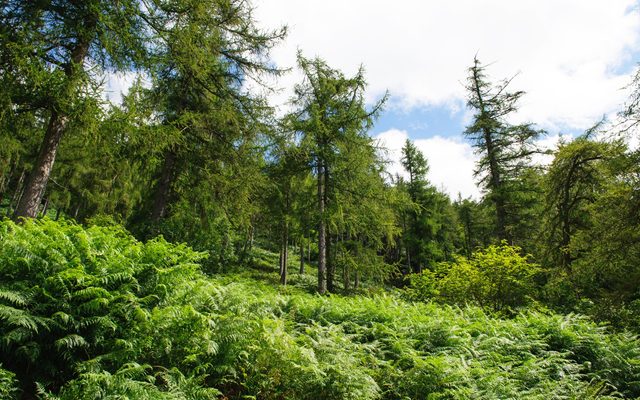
[299,238,305,274]
[343,262,350,291]
[278,245,284,274]
[317,159,327,294]
[8,170,25,216]
[13,31,93,221]
[248,225,254,251]
[463,218,472,257]
[354,270,360,289]
[283,243,288,285]
[325,166,336,292]
[13,112,69,220]
[151,150,177,223]
[0,165,10,207]
[343,232,350,290]
[280,227,288,285]
[327,234,335,292]
[40,196,50,218]
[308,236,311,265]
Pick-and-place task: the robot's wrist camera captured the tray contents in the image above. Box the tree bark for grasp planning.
[40,196,50,217]
[327,233,335,292]
[471,64,508,241]
[484,128,507,241]
[8,170,25,216]
[308,236,311,265]
[299,238,305,274]
[317,159,327,294]
[0,165,10,207]
[343,263,350,291]
[280,226,288,285]
[151,150,177,223]
[343,232,351,290]
[13,30,93,221]
[13,112,69,220]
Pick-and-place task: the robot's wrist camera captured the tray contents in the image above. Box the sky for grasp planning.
[105,0,640,199]
[249,0,640,199]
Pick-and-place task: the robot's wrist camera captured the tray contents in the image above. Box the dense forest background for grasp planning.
[1,1,640,398]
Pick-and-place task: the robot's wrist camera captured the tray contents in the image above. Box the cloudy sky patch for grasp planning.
[253,0,640,197]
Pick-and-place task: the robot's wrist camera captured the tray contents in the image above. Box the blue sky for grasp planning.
[374,104,468,140]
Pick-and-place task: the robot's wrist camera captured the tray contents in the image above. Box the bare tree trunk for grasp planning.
[299,238,305,274]
[280,227,288,285]
[13,112,68,220]
[327,233,335,292]
[279,244,283,273]
[317,159,327,294]
[0,165,10,207]
[40,196,50,218]
[151,150,177,223]
[283,242,288,285]
[343,232,350,290]
[308,236,311,264]
[8,170,25,216]
[244,224,254,255]
[343,263,350,291]
[13,32,93,221]
[55,207,62,221]
[354,271,360,289]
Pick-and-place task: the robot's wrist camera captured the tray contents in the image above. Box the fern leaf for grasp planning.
[55,334,88,351]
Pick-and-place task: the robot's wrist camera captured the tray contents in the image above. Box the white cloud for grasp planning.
[103,72,139,105]
[374,129,581,200]
[374,129,481,199]
[253,0,640,131]
[532,134,565,166]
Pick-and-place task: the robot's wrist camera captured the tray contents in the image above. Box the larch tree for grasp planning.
[400,139,429,272]
[288,54,385,294]
[543,136,623,270]
[3,0,148,219]
[137,1,285,253]
[3,0,284,220]
[464,57,543,241]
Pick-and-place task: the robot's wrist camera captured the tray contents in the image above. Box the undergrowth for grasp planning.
[0,219,639,399]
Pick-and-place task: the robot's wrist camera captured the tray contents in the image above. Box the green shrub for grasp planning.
[406,243,541,312]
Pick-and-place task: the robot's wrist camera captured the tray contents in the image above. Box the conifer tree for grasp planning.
[288,55,386,293]
[3,0,284,220]
[464,57,542,241]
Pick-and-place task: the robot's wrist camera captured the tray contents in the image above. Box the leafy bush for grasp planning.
[406,243,541,311]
